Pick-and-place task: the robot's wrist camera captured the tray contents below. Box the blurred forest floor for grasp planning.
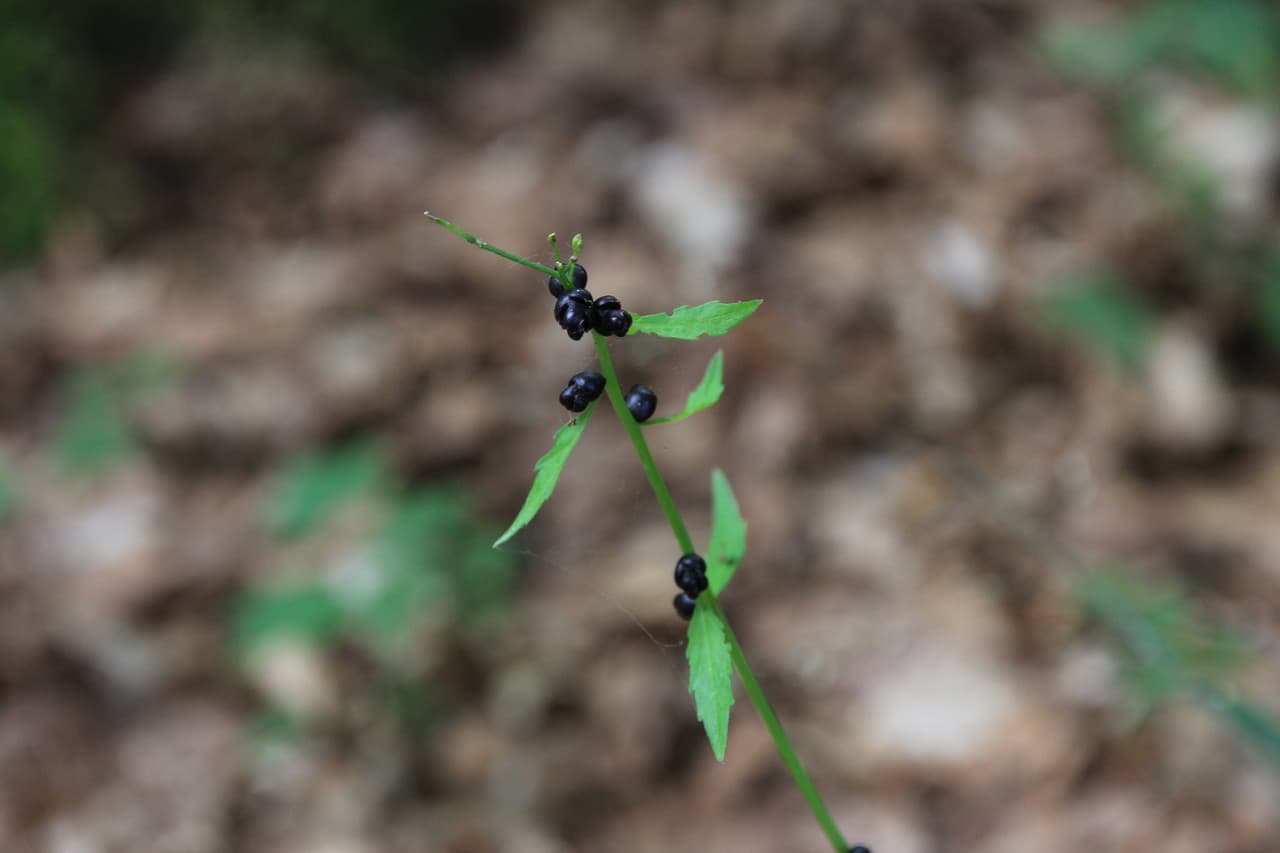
[2,1,1280,851]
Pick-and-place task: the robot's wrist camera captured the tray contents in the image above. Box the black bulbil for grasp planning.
[674,553,708,597]
[554,288,594,340]
[559,370,607,412]
[625,384,658,422]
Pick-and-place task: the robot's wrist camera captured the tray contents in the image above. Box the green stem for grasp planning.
[425,212,559,277]
[703,595,849,853]
[591,331,849,853]
[593,332,695,554]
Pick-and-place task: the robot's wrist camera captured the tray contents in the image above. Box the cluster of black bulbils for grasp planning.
[549,263,633,340]
[672,553,709,621]
[558,372,659,423]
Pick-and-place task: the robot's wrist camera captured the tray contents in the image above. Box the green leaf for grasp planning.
[1257,253,1280,350]
[0,455,17,521]
[493,405,594,547]
[54,369,135,473]
[51,353,181,476]
[687,605,734,761]
[1079,567,1250,707]
[233,583,344,654]
[631,300,763,340]
[1039,269,1152,371]
[644,350,725,426]
[707,469,746,595]
[346,491,455,643]
[1201,688,1280,769]
[268,442,386,540]
[1041,0,1280,96]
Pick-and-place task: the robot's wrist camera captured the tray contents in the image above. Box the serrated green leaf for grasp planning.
[493,405,594,547]
[268,441,386,540]
[707,469,746,595]
[687,605,734,761]
[644,351,725,426]
[631,300,762,340]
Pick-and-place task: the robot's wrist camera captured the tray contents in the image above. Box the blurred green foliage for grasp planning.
[1044,0,1280,97]
[233,582,345,653]
[53,352,177,473]
[1111,91,1221,227]
[238,442,514,718]
[267,440,387,539]
[0,0,198,258]
[1200,689,1280,767]
[1041,0,1280,367]
[0,454,17,520]
[1080,566,1280,769]
[219,0,519,82]
[1081,568,1249,706]
[1257,253,1280,350]
[1039,269,1153,371]
[0,0,519,262]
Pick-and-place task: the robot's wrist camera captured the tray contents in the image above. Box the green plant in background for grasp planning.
[0,454,18,521]
[427,214,862,853]
[267,440,388,539]
[1039,267,1154,372]
[1040,0,1280,366]
[0,0,197,259]
[0,0,524,262]
[53,351,177,474]
[235,440,513,725]
[1043,0,1280,97]
[1256,252,1280,350]
[1081,566,1280,767]
[966,459,1280,774]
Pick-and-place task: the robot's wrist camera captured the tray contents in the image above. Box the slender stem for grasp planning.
[592,330,849,853]
[593,332,695,554]
[702,595,849,853]
[425,212,559,277]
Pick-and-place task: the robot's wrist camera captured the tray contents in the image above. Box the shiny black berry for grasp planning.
[571,263,588,290]
[674,553,708,597]
[559,385,587,412]
[559,371,606,412]
[850,847,872,853]
[588,295,632,338]
[675,566,708,597]
[548,275,568,298]
[676,553,706,577]
[554,288,594,340]
[571,371,606,398]
[673,592,697,621]
[554,288,593,322]
[625,384,657,422]
[594,307,632,337]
